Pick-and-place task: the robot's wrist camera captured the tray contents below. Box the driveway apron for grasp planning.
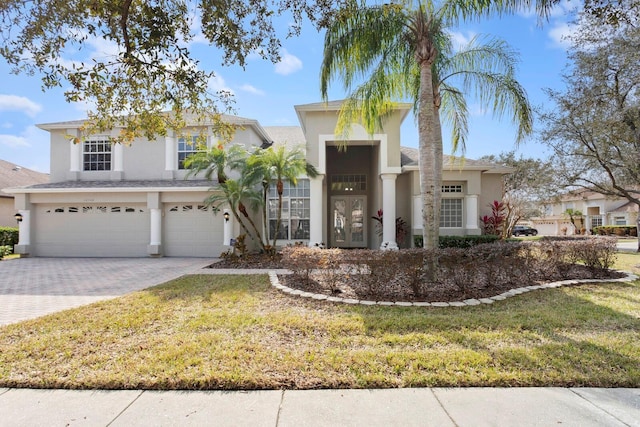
[0,257,212,326]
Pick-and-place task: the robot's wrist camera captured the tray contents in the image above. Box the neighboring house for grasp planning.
[0,159,49,227]
[5,101,510,257]
[532,189,639,235]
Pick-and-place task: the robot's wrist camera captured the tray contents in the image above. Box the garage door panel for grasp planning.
[164,204,224,257]
[34,204,149,257]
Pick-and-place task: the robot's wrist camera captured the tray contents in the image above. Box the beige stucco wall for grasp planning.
[478,173,505,218]
[49,130,72,182]
[297,105,408,172]
[0,197,16,228]
[48,125,266,183]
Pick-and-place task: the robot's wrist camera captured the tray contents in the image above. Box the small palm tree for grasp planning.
[321,0,545,252]
[184,142,267,250]
[204,176,267,251]
[183,143,247,184]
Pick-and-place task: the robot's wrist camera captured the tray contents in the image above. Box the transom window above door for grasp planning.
[330,174,367,192]
[83,139,111,171]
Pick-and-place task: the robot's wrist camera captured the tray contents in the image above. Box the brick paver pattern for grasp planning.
[0,258,212,326]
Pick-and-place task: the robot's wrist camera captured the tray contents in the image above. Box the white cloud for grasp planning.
[0,94,42,117]
[274,49,303,75]
[0,125,49,149]
[240,84,265,96]
[208,73,234,95]
[447,30,478,50]
[548,21,577,49]
[0,134,30,148]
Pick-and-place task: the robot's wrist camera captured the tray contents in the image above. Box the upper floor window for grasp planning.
[83,139,111,171]
[178,136,207,169]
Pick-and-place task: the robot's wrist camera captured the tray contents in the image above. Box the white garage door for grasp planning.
[34,204,149,257]
[163,204,224,257]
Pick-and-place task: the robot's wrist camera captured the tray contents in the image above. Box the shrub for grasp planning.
[0,227,18,247]
[280,238,618,300]
[439,235,501,248]
[0,245,12,259]
[413,234,500,249]
[593,225,637,237]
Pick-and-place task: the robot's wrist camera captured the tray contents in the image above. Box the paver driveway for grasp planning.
[0,257,213,326]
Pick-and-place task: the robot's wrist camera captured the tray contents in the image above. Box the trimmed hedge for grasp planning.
[593,225,638,237]
[413,234,501,249]
[0,227,18,247]
[281,237,618,298]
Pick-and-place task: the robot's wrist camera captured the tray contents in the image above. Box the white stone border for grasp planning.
[268,271,638,308]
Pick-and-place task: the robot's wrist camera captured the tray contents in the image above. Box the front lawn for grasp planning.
[0,255,639,390]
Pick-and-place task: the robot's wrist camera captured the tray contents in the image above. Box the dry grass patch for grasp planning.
[1,258,639,390]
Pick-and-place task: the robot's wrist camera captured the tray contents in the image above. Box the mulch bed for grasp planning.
[208,254,626,303]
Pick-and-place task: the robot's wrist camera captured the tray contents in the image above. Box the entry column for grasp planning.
[147,192,162,256]
[465,194,480,235]
[380,173,398,250]
[308,174,324,248]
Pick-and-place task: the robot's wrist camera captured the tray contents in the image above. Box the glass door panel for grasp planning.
[331,196,366,248]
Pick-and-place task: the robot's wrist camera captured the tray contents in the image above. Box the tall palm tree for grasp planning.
[248,144,319,249]
[321,0,541,251]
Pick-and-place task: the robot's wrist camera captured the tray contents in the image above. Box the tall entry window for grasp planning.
[268,179,310,240]
[440,184,464,228]
[83,139,111,171]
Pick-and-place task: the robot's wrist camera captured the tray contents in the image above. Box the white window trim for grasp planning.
[177,135,210,170]
[267,179,311,241]
[82,137,112,171]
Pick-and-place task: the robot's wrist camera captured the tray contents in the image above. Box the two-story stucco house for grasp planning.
[7,101,511,257]
[532,189,639,235]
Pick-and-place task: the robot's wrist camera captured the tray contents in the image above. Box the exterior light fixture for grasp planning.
[223,211,230,222]
[14,212,23,223]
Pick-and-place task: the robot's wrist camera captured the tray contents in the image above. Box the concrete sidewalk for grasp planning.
[0,387,638,426]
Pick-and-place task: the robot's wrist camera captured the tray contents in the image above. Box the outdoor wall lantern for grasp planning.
[223,211,230,222]
[14,213,23,223]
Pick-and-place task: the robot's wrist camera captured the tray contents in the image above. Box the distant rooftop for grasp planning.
[0,159,49,198]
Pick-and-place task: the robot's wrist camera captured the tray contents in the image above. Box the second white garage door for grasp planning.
[163,204,225,257]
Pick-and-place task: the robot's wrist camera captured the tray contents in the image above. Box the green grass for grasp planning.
[0,254,639,390]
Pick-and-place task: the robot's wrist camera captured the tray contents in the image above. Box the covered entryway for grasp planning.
[163,203,224,257]
[33,204,149,257]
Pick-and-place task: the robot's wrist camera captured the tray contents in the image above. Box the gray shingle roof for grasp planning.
[0,160,49,198]
[263,126,306,148]
[14,180,215,191]
[400,146,511,172]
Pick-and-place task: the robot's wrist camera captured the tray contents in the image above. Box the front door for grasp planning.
[331,196,367,248]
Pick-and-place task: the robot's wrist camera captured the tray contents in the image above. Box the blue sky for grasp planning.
[0,1,579,173]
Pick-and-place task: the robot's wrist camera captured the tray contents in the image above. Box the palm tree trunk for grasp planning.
[239,201,267,252]
[272,179,284,250]
[417,62,438,251]
[262,180,269,247]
